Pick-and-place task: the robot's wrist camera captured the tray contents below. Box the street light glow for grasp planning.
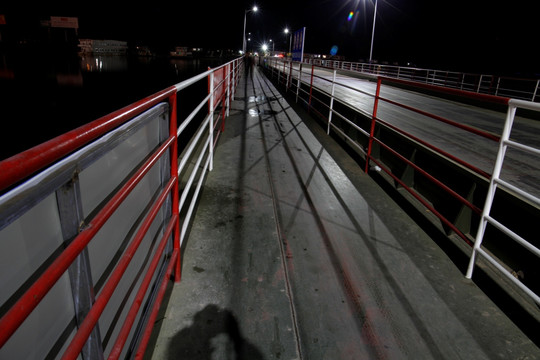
[262,44,268,51]
[243,5,260,54]
[284,28,289,34]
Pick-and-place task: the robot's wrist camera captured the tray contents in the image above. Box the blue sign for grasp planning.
[292,27,306,62]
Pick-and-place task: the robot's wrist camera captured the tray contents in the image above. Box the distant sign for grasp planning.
[50,16,79,29]
[292,27,306,62]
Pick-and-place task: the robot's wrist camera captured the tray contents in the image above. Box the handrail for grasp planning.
[265,56,540,306]
[0,56,244,359]
[304,57,540,102]
[0,87,176,193]
[466,98,540,305]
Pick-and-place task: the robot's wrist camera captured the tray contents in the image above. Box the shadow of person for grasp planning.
[167,304,264,360]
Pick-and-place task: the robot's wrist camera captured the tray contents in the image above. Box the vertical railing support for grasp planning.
[466,103,517,279]
[208,70,215,171]
[226,63,231,119]
[168,92,181,282]
[296,63,302,103]
[288,61,293,91]
[327,69,337,135]
[308,64,315,111]
[533,80,539,102]
[477,74,484,93]
[365,77,382,173]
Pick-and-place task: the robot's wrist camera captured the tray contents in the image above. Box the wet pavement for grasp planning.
[144,64,540,359]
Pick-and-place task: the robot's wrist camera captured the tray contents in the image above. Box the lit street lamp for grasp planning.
[243,6,258,54]
[284,28,292,57]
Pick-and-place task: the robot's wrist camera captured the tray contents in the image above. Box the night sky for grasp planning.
[1,0,539,76]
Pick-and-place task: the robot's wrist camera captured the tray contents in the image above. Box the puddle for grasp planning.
[248,95,276,103]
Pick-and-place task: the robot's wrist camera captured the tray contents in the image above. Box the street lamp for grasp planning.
[369,0,378,62]
[243,5,258,54]
[284,28,291,57]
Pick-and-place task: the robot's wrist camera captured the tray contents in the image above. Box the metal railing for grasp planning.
[0,56,243,359]
[466,98,540,305]
[304,58,540,102]
[263,57,540,306]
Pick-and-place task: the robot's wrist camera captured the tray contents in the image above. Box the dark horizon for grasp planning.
[1,0,539,77]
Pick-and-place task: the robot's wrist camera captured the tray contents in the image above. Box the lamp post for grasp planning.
[284,28,291,57]
[243,6,258,54]
[369,0,378,62]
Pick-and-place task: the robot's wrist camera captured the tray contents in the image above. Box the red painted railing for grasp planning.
[265,57,540,306]
[0,56,243,359]
[264,58,511,246]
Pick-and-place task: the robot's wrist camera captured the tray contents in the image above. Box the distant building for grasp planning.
[170,46,193,58]
[78,39,128,55]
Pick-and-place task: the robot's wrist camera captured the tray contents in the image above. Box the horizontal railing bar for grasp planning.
[375,117,491,179]
[370,157,473,246]
[504,139,540,156]
[485,214,540,257]
[378,94,501,142]
[476,247,540,305]
[509,98,540,111]
[373,137,482,214]
[328,123,367,155]
[0,86,177,193]
[179,136,211,213]
[381,76,511,105]
[493,178,540,206]
[61,176,177,360]
[330,108,370,137]
[177,92,212,137]
[181,153,211,243]
[134,248,179,359]
[178,114,211,176]
[0,135,174,349]
[108,213,178,360]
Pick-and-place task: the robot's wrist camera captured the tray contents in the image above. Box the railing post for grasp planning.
[466,103,517,279]
[226,63,231,119]
[365,77,382,173]
[328,69,337,135]
[168,92,181,282]
[308,64,314,111]
[296,62,302,103]
[477,75,484,93]
[57,177,105,360]
[288,61,293,91]
[231,60,236,101]
[282,60,286,84]
[209,70,214,171]
[533,79,540,102]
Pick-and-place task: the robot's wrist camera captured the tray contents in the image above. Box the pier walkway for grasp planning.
[145,64,540,359]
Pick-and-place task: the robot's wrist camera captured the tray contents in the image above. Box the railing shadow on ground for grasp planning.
[260,58,540,347]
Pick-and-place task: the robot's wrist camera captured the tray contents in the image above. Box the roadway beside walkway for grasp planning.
[144,64,540,359]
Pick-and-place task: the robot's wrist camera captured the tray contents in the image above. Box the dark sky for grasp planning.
[2,0,538,75]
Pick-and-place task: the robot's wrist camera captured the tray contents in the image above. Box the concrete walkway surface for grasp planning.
[144,64,540,359]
